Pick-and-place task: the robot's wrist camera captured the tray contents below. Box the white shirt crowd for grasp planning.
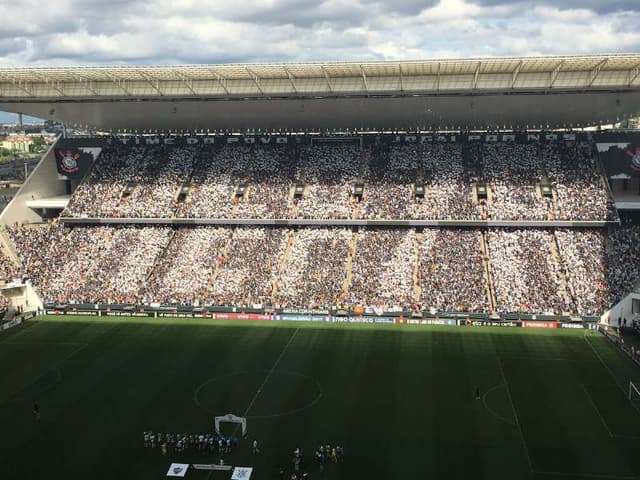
[61,141,615,222]
[6,222,640,315]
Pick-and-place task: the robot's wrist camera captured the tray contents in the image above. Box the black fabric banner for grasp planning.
[55,147,95,178]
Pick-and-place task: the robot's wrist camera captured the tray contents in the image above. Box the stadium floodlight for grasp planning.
[630,381,640,403]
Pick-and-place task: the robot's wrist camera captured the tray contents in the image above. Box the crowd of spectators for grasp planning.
[0,245,19,313]
[61,140,615,221]
[344,228,417,310]
[413,143,482,220]
[604,225,640,305]
[359,144,414,220]
[294,144,362,220]
[274,228,350,309]
[144,227,230,305]
[484,143,552,220]
[178,144,295,219]
[10,222,171,304]
[64,146,196,218]
[7,221,640,316]
[554,229,609,316]
[419,229,490,312]
[488,229,572,314]
[0,245,18,282]
[554,226,640,315]
[544,142,615,221]
[209,227,288,307]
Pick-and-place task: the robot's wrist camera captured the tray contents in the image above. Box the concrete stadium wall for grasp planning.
[0,137,63,226]
[602,290,640,327]
[2,89,640,131]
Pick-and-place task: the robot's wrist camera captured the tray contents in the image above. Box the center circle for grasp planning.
[193,370,323,419]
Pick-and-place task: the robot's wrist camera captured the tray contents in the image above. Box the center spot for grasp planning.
[194,370,323,419]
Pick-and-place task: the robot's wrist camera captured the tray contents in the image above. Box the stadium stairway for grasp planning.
[549,232,575,315]
[480,231,497,313]
[211,232,232,286]
[0,226,22,268]
[552,230,578,314]
[412,231,422,302]
[146,228,177,283]
[271,230,296,299]
[342,229,358,296]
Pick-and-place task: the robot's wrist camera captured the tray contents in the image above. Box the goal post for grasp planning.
[629,381,640,402]
[214,413,247,437]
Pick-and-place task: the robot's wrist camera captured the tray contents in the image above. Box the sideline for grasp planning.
[583,331,640,416]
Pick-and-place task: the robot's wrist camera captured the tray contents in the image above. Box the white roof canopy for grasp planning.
[1,54,639,99]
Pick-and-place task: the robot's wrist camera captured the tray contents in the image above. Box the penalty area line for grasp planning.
[580,384,614,438]
[481,383,516,427]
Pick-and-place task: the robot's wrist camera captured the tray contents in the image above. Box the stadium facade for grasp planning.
[2,54,640,326]
[0,54,639,130]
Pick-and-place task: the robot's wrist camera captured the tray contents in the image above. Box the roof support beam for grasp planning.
[436,62,441,92]
[399,64,404,91]
[32,73,65,96]
[320,65,333,93]
[511,60,523,88]
[211,70,230,95]
[103,72,131,95]
[245,67,264,95]
[473,61,481,89]
[282,66,298,93]
[75,77,98,96]
[360,64,369,92]
[0,73,34,96]
[173,70,196,95]
[10,80,33,96]
[550,60,565,88]
[588,58,608,87]
[138,72,163,95]
[628,62,640,86]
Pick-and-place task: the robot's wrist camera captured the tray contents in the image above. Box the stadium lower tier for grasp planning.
[5,223,640,317]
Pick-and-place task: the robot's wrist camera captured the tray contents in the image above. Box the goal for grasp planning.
[629,381,640,402]
[214,413,247,437]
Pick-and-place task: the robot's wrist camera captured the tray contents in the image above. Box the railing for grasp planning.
[58,217,614,228]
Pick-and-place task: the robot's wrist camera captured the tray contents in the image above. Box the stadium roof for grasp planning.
[1,54,640,130]
[1,54,639,98]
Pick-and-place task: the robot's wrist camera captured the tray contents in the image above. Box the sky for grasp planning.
[1,0,639,122]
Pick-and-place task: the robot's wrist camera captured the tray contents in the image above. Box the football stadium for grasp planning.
[1,54,640,479]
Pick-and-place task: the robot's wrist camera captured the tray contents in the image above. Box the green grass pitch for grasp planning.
[1,316,640,480]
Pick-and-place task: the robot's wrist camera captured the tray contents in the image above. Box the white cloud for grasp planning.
[0,0,638,66]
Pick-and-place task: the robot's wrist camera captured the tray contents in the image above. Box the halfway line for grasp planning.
[243,328,299,417]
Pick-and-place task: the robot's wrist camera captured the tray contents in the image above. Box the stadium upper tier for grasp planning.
[58,140,616,222]
[1,54,640,129]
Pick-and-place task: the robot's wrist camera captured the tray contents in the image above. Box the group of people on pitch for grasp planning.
[142,431,239,454]
[282,444,345,479]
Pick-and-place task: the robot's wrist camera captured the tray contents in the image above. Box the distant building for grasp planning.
[1,136,34,152]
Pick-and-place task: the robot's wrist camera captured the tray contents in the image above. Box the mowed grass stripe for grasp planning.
[1,318,639,480]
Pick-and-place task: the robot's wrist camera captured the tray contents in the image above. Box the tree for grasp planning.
[31,136,47,152]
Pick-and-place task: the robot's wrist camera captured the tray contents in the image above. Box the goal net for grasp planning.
[629,381,640,405]
[214,413,247,437]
